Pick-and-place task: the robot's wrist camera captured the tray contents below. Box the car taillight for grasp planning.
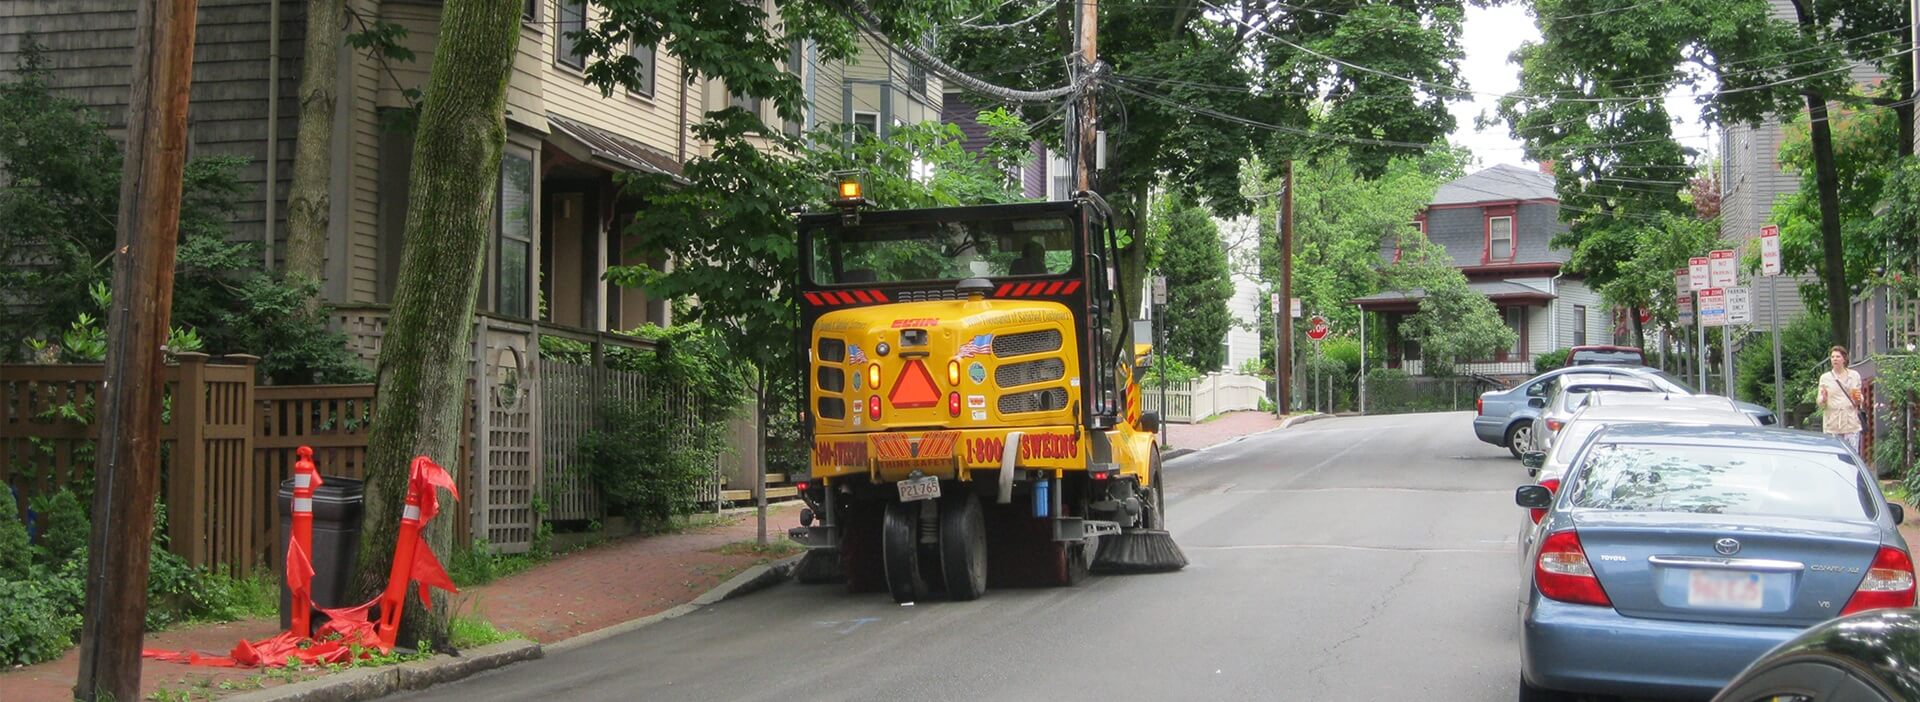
[1536,530,1610,607]
[1476,397,1484,415]
[1545,418,1563,432]
[948,392,962,417]
[868,395,881,421]
[1841,547,1916,615]
[1530,478,1561,524]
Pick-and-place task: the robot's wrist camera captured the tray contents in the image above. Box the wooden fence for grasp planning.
[1140,373,1267,423]
[2,355,470,576]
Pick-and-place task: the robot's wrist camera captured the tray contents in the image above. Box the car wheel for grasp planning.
[1506,423,1532,459]
[1517,675,1569,702]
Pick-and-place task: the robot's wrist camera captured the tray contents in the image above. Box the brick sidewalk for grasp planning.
[0,503,802,702]
[1164,410,1291,452]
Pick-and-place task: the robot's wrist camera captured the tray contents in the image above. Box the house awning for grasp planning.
[546,113,686,182]
[1351,281,1556,311]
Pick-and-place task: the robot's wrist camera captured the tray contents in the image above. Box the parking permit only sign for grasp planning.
[1727,287,1753,325]
[1699,288,1727,327]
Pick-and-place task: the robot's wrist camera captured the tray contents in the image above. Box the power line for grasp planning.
[836,0,1091,104]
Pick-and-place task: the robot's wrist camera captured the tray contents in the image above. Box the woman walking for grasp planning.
[1818,345,1865,453]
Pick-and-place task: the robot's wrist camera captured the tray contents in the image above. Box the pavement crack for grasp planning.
[1305,552,1424,691]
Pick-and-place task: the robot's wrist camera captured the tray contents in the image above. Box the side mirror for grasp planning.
[1890,502,1905,525]
[1515,485,1553,510]
[1527,397,1547,409]
[1139,411,1162,434]
[1521,451,1547,470]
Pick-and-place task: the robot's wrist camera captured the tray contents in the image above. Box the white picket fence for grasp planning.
[1139,372,1267,423]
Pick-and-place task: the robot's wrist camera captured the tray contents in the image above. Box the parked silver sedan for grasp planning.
[1527,373,1659,453]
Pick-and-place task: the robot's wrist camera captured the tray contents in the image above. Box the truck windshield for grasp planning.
[808,214,1077,285]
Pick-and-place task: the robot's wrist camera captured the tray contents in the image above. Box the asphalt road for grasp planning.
[411,411,1524,702]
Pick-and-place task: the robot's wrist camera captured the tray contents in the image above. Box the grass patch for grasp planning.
[448,542,544,588]
[448,614,524,650]
[712,538,803,559]
[642,512,735,536]
[1886,480,1913,505]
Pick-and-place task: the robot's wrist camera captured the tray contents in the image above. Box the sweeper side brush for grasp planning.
[793,547,846,584]
[1091,529,1188,573]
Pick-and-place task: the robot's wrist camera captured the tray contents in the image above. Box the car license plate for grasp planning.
[1687,570,1764,609]
[897,476,941,502]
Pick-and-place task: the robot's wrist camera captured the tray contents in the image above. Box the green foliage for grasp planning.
[0,493,30,580]
[1141,355,1202,386]
[1534,348,1571,373]
[1154,195,1233,372]
[1592,214,1724,339]
[29,489,87,567]
[1735,311,1831,423]
[579,395,721,527]
[0,47,371,381]
[1383,232,1516,375]
[1771,100,1907,314]
[447,614,520,650]
[0,578,80,665]
[1320,337,1363,375]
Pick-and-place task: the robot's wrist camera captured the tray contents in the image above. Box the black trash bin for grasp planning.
[276,476,365,631]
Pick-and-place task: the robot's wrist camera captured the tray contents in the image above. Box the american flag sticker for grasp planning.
[848,344,868,365]
[954,334,994,360]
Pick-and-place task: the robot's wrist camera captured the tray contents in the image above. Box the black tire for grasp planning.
[839,498,886,594]
[1145,450,1168,531]
[938,492,988,601]
[881,499,926,603]
[1506,423,1533,459]
[1517,676,1569,702]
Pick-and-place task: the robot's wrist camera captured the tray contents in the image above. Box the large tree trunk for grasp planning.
[1804,90,1850,349]
[280,0,342,288]
[351,0,521,648]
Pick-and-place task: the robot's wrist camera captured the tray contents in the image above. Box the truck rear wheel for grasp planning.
[839,498,886,594]
[882,499,927,603]
[938,492,988,601]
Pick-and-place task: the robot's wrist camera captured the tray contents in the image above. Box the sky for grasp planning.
[1450,3,1719,171]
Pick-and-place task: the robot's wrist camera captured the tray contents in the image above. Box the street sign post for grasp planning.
[1677,293,1694,325]
[1290,297,1302,319]
[1689,257,1710,291]
[1709,249,1737,288]
[1152,275,1168,305]
[1307,315,1329,343]
[1699,288,1727,326]
[1675,268,1690,295]
[1760,224,1784,419]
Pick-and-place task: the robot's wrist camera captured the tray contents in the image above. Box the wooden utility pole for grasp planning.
[74,0,199,698]
[1277,161,1294,414]
[1073,0,1098,192]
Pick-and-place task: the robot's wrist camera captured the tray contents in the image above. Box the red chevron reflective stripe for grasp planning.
[1044,281,1064,294]
[1061,280,1081,294]
[850,289,873,303]
[804,292,824,305]
[869,289,889,302]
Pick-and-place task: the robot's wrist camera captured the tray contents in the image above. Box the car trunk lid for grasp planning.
[1570,511,1882,627]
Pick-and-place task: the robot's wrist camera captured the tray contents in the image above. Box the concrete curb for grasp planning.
[1279,412,1331,429]
[1162,447,1196,461]
[234,554,805,701]
[225,639,542,702]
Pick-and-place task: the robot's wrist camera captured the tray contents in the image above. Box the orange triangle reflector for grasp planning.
[889,359,942,409]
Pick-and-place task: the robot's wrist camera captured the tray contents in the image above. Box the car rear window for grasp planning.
[1572,349,1644,365]
[1568,444,1875,521]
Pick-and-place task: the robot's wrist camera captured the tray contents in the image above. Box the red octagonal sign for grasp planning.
[1306,315,1330,342]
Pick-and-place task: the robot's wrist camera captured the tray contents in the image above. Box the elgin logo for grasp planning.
[966,433,1078,463]
[812,440,867,467]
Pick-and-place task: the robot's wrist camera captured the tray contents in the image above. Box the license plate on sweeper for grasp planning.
[897,476,941,502]
[1687,570,1765,610]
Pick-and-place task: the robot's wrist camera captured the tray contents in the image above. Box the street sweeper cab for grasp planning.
[789,180,1185,602]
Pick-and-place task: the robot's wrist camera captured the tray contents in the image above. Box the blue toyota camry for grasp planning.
[1515,424,1914,701]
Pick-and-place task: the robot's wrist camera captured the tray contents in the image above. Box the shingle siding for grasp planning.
[1419,201,1569,267]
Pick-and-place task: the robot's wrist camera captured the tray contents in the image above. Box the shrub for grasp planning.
[29,488,87,568]
[0,491,29,580]
[1141,355,1202,386]
[580,396,724,528]
[0,577,81,665]
[1534,348,1570,373]
[1321,337,1362,375]
[1736,311,1829,419]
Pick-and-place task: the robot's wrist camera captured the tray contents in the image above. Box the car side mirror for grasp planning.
[1521,451,1546,469]
[1515,485,1553,510]
[1891,502,1905,525]
[1139,411,1162,434]
[1527,397,1546,409]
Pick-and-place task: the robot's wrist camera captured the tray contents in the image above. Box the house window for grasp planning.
[729,92,761,119]
[556,0,585,70]
[522,0,537,23]
[1573,305,1588,346]
[496,148,535,318]
[1047,150,1070,201]
[628,41,656,97]
[851,111,879,138]
[1394,219,1424,262]
[1504,307,1524,356]
[1488,215,1514,262]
